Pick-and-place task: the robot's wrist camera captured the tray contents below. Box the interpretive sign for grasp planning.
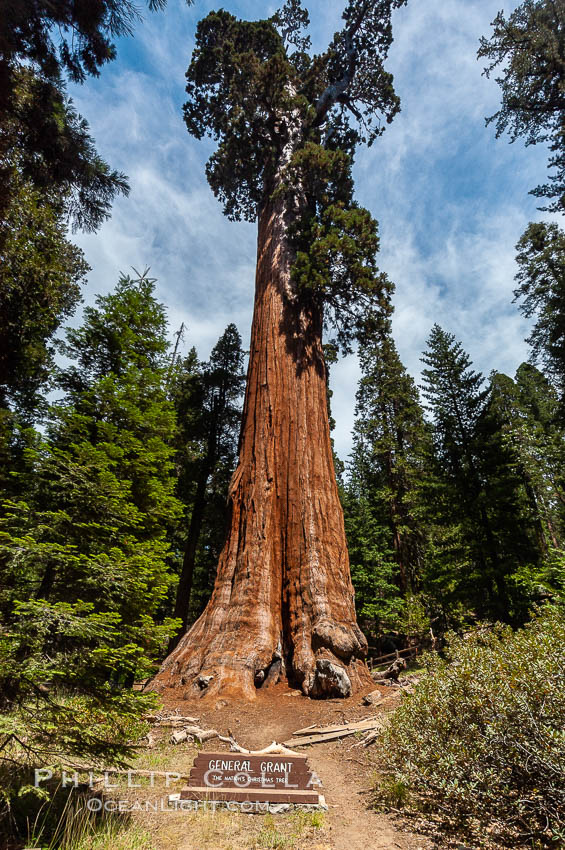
[179,752,323,805]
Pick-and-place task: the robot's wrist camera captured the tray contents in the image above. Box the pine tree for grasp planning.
[478,0,565,212]
[497,364,565,561]
[352,311,428,597]
[341,475,402,639]
[169,324,245,648]
[514,221,565,414]
[0,271,181,768]
[476,370,547,620]
[420,326,507,620]
[154,0,406,700]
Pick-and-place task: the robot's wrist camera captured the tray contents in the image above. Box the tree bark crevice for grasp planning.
[151,191,370,700]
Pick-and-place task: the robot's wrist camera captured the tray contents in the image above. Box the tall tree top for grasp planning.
[184,0,406,222]
[421,324,487,439]
[60,270,170,395]
[514,221,565,399]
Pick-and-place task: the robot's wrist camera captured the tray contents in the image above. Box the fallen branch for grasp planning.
[283,720,381,748]
[372,657,407,683]
[292,717,379,736]
[170,726,218,745]
[146,715,199,726]
[358,728,381,747]
[219,738,299,756]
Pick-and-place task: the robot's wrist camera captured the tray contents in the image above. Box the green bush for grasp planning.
[374,606,565,848]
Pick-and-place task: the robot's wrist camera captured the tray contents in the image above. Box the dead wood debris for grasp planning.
[372,657,407,682]
[145,713,200,726]
[283,717,381,747]
[168,723,299,756]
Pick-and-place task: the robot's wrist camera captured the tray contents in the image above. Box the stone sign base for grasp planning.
[169,792,328,814]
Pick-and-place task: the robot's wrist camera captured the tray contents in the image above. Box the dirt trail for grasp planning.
[309,749,427,850]
[158,681,432,850]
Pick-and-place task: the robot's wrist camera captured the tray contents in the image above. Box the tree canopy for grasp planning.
[514,221,565,410]
[0,1,193,232]
[479,0,565,212]
[184,0,404,349]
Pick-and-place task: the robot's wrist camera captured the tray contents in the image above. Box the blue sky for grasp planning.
[68,0,554,460]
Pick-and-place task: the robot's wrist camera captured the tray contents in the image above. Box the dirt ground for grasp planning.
[129,680,433,850]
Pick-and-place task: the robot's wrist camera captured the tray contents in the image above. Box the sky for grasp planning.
[67,0,554,461]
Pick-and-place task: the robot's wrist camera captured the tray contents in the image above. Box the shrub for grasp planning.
[374,605,565,848]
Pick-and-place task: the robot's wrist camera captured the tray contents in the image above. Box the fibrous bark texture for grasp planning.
[151,195,370,700]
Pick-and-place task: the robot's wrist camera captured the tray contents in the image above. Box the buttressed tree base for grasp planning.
[151,0,406,700]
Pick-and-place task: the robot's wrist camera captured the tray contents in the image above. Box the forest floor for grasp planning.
[109,680,434,850]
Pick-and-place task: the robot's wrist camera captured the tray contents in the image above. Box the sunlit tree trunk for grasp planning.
[152,193,370,699]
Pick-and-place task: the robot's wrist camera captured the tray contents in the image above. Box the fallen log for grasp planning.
[292,717,379,736]
[372,657,406,682]
[357,728,381,747]
[220,739,299,756]
[146,715,199,726]
[283,722,381,748]
[170,726,220,745]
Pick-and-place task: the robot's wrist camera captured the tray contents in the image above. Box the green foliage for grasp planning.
[0,600,154,767]
[59,270,170,391]
[1,1,193,232]
[344,306,429,638]
[183,0,406,348]
[514,221,565,408]
[0,173,89,415]
[479,0,565,212]
[0,0,193,85]
[343,488,404,630]
[421,325,488,464]
[280,143,391,350]
[420,327,502,619]
[1,66,129,233]
[375,606,565,847]
[0,272,181,772]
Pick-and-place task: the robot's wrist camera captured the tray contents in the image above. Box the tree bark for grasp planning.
[151,193,370,700]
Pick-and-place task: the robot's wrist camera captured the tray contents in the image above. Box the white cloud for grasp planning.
[67,0,551,462]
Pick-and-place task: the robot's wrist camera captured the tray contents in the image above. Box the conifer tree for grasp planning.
[477,371,546,620]
[154,0,405,699]
[352,310,428,595]
[344,306,429,644]
[0,272,181,767]
[169,324,245,648]
[514,221,565,414]
[479,0,565,212]
[420,326,507,619]
[497,364,565,556]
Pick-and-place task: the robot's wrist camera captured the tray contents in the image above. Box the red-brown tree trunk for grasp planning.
[151,193,371,700]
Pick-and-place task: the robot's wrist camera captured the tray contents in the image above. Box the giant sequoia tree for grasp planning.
[154,0,405,699]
